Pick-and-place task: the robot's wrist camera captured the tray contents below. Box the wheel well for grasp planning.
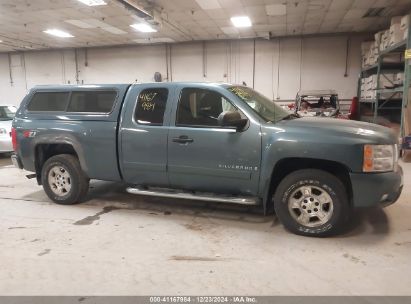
[34,144,78,185]
[266,158,352,213]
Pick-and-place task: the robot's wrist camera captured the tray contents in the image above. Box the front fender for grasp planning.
[258,124,365,213]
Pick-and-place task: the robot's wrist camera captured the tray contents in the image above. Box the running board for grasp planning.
[126,186,259,205]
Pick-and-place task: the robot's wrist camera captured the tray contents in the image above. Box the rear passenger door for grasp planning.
[119,85,173,186]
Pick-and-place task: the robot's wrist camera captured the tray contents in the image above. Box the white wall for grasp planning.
[0,35,364,106]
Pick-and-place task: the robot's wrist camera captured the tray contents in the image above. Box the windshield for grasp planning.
[0,106,17,121]
[227,86,290,123]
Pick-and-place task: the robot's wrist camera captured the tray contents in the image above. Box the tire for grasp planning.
[273,169,350,237]
[41,154,89,205]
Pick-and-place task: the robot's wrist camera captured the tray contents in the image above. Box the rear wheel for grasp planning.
[41,154,89,205]
[273,169,350,237]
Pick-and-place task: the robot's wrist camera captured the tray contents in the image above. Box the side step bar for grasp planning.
[126,186,259,205]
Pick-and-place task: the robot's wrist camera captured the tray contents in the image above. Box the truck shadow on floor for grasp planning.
[77,180,390,238]
[19,179,390,238]
[84,180,272,227]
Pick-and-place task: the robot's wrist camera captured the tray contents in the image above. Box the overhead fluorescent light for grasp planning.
[231,16,252,28]
[195,0,221,10]
[130,23,157,33]
[43,29,74,38]
[77,0,107,6]
[0,40,3,43]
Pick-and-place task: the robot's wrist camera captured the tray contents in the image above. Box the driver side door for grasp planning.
[167,86,261,196]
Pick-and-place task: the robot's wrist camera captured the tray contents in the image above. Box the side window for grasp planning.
[135,88,168,125]
[27,92,69,112]
[67,91,117,113]
[176,88,237,127]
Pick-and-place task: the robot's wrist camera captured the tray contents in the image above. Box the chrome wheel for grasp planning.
[288,185,334,227]
[48,166,72,196]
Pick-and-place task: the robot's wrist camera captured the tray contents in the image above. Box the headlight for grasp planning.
[363,144,397,172]
[0,128,7,135]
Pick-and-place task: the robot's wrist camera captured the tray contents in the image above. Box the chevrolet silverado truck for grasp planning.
[11,83,403,237]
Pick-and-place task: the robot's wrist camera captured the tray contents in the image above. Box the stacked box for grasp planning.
[401,15,409,40]
[389,23,404,46]
[401,15,410,30]
[360,13,409,100]
[391,16,402,26]
[360,74,399,100]
[396,72,404,83]
[362,41,379,67]
[374,31,384,45]
[380,30,390,51]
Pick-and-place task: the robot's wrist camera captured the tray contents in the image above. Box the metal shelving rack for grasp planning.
[357,13,411,136]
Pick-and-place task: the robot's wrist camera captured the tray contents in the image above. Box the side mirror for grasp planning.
[217,111,248,131]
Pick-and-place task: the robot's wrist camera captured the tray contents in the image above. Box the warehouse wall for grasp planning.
[0,34,364,106]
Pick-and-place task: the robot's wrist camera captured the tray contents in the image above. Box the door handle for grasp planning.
[172,135,194,144]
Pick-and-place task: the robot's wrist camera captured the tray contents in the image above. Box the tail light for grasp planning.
[11,127,18,151]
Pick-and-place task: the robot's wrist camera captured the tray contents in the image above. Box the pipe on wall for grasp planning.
[21,53,28,91]
[344,37,350,77]
[7,53,13,86]
[61,50,66,84]
[276,38,281,100]
[252,39,256,89]
[165,44,169,81]
[74,48,79,84]
[85,48,89,67]
[202,41,207,78]
[169,44,173,82]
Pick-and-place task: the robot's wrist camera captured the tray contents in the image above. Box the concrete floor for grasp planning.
[0,153,410,296]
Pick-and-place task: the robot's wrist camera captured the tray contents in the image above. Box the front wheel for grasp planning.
[41,154,89,205]
[273,169,350,237]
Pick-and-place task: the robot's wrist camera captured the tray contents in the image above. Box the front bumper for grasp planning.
[0,136,13,153]
[350,165,403,208]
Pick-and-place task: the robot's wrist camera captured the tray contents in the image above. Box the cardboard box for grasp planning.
[361,41,373,55]
[374,31,385,44]
[401,15,410,30]
[391,16,402,26]
[389,23,405,45]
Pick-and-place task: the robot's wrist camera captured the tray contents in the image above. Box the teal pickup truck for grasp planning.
[11,83,403,237]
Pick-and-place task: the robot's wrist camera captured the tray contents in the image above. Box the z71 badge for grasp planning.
[23,130,37,138]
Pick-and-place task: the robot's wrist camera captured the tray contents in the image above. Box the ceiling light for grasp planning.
[43,29,74,38]
[77,0,107,6]
[130,23,157,33]
[231,16,252,28]
[0,40,3,43]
